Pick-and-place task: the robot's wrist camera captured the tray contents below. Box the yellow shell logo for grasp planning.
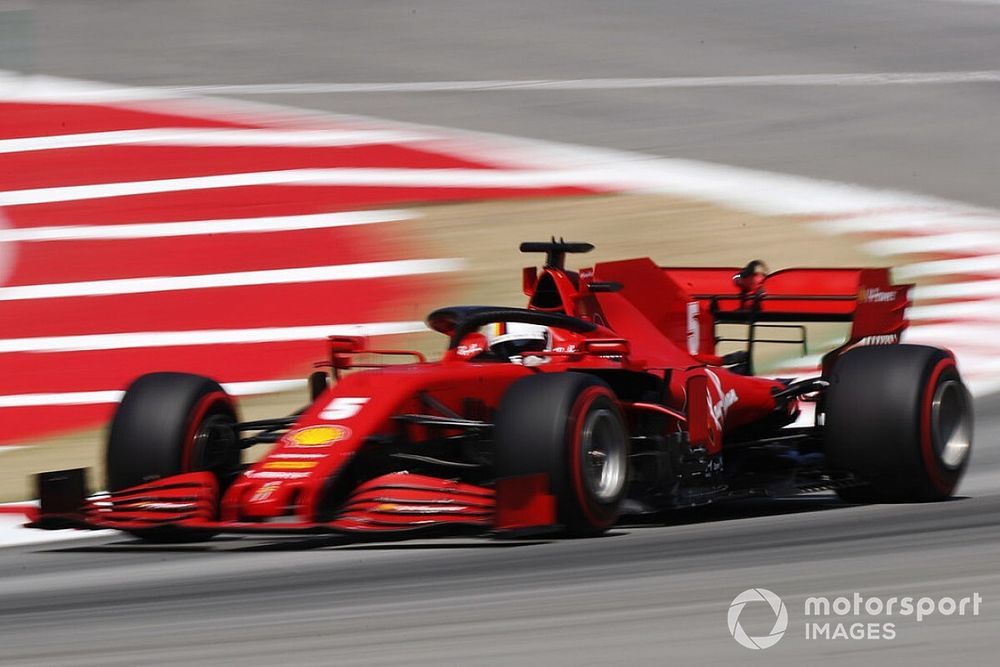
[286,425,350,447]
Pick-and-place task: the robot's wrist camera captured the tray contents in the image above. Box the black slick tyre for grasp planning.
[495,372,628,536]
[824,344,972,503]
[106,372,240,541]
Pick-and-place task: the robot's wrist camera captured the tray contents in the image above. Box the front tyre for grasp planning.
[107,372,240,541]
[824,345,973,502]
[495,373,628,536]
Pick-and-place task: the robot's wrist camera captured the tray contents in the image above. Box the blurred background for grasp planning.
[1,1,999,665]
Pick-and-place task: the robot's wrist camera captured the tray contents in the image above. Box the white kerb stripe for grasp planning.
[0,168,602,207]
[864,231,1000,256]
[0,258,463,301]
[908,301,1000,322]
[894,255,1000,280]
[0,379,308,408]
[811,211,994,235]
[147,71,1000,95]
[0,128,428,154]
[0,209,417,243]
[914,280,1000,300]
[0,321,430,353]
[904,323,1000,345]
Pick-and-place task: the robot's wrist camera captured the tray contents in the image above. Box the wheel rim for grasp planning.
[190,412,238,475]
[580,407,627,502]
[931,379,972,470]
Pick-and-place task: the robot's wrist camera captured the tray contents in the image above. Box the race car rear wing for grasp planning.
[662,265,912,372]
[666,265,910,324]
[585,258,910,374]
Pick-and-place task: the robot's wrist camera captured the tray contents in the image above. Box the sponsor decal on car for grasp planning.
[284,425,351,448]
[132,501,197,511]
[374,503,468,513]
[858,287,896,303]
[859,333,900,345]
[705,369,739,429]
[262,460,317,471]
[268,453,326,459]
[249,481,282,503]
[247,471,311,480]
[319,396,370,420]
[845,333,901,351]
[457,341,484,358]
[712,388,739,424]
[686,301,700,355]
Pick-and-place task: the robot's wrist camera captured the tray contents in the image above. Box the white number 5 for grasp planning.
[320,396,369,420]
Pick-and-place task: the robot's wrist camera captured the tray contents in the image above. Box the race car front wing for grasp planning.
[27,468,558,537]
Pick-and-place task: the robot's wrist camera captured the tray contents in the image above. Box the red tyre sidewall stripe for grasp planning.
[180,391,232,472]
[568,385,619,530]
[920,357,956,494]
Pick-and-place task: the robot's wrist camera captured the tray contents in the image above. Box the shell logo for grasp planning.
[285,425,351,448]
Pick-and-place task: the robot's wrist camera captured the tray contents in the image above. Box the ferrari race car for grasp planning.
[31,240,974,540]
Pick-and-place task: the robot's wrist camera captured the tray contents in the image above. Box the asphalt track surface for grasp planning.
[3,1,1000,665]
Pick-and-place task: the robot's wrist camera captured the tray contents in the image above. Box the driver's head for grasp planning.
[484,322,550,359]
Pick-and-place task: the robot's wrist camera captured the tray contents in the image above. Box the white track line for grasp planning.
[0,71,178,103]
[0,516,115,548]
[0,209,417,243]
[141,71,1000,95]
[3,70,990,105]
[0,321,429,353]
[0,379,307,409]
[0,258,463,301]
[0,168,603,207]
[0,128,427,154]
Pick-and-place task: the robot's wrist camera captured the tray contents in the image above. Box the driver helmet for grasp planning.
[484,322,550,360]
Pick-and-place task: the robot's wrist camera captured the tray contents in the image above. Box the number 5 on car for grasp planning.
[319,397,370,421]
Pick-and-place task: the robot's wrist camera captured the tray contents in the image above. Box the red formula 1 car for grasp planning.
[31,241,973,540]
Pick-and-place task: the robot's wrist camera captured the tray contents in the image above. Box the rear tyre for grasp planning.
[495,373,628,536]
[824,345,972,503]
[107,372,240,541]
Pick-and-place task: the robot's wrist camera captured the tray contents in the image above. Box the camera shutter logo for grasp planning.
[728,588,788,649]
